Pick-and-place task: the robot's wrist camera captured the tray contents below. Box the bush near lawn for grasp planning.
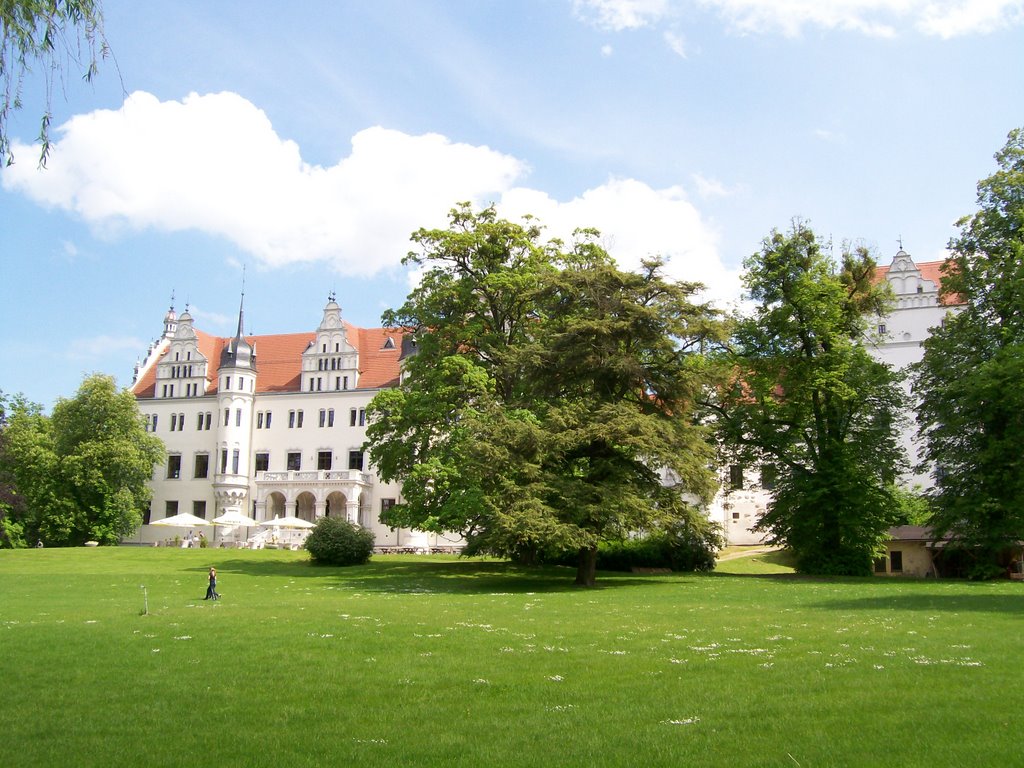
[303,516,374,565]
[545,524,722,572]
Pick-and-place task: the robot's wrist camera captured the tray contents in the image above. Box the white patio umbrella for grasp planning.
[151,512,212,528]
[259,515,316,529]
[211,511,260,527]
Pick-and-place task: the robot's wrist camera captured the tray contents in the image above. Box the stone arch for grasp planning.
[266,491,286,520]
[325,491,348,518]
[296,491,317,522]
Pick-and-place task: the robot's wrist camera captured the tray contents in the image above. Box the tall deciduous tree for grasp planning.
[1,0,107,165]
[366,204,722,585]
[707,223,906,575]
[0,374,163,545]
[913,128,1024,577]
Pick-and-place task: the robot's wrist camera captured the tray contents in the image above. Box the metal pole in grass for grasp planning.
[140,585,149,616]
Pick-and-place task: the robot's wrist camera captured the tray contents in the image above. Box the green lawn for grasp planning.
[1,548,1021,767]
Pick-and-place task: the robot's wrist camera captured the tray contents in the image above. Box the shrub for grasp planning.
[304,517,374,566]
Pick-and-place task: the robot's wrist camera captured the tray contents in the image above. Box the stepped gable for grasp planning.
[133,323,406,397]
[873,258,962,306]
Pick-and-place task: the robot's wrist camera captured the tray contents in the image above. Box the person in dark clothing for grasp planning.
[204,567,220,600]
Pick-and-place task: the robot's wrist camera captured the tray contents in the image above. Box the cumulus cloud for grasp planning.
[572,0,673,30]
[1,91,736,303]
[500,179,740,305]
[576,0,1024,38]
[2,91,523,276]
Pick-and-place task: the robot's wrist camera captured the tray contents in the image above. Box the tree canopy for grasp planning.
[706,223,906,575]
[1,0,107,165]
[366,204,724,585]
[913,127,1024,577]
[0,374,163,546]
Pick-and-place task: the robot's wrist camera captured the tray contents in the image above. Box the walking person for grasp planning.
[204,567,220,600]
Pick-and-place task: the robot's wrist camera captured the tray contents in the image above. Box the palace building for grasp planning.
[129,294,454,548]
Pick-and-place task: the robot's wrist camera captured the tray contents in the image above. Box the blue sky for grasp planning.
[1,0,1022,409]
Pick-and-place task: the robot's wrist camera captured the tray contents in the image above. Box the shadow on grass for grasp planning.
[200,556,691,594]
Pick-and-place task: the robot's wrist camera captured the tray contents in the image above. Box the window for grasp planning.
[878,323,887,335]
[287,452,302,471]
[729,464,744,490]
[152,414,158,431]
[381,498,396,517]
[170,413,178,432]
[889,550,903,573]
[874,556,887,573]
[343,376,349,390]
[197,412,205,430]
[235,408,242,427]
[179,412,184,430]
[265,412,271,429]
[220,449,228,474]
[231,449,240,475]
[350,408,357,427]
[732,511,740,520]
[224,408,230,427]
[145,414,152,432]
[289,410,296,429]
[257,412,264,429]
[335,376,341,390]
[194,454,209,479]
[238,376,245,390]
[255,453,269,473]
[319,409,326,428]
[167,455,182,479]
[358,409,366,427]
[165,500,178,517]
[760,465,777,491]
[348,450,364,471]
[327,409,334,427]
[193,500,207,520]
[225,376,231,390]
[318,451,333,470]
[296,410,303,428]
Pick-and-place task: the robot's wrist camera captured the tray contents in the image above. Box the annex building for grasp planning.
[129,295,456,549]
[710,248,964,547]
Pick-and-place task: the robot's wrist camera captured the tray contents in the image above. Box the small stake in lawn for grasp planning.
[140,585,148,616]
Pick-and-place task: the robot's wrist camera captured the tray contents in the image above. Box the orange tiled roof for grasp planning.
[874,259,963,306]
[133,323,405,399]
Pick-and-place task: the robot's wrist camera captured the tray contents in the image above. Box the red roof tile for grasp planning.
[133,323,405,399]
[874,259,963,306]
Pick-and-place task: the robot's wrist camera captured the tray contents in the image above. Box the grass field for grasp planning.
[1,548,1021,767]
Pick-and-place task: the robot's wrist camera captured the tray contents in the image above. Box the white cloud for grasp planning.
[2,91,523,277]
[185,305,232,330]
[576,0,1024,38]
[601,43,615,55]
[500,178,740,305]
[691,172,732,198]
[703,0,1024,37]
[663,30,689,56]
[1,90,737,304]
[572,0,672,30]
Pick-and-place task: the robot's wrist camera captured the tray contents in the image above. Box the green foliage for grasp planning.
[0,374,164,545]
[304,516,375,566]
[913,128,1024,575]
[367,204,724,585]
[708,223,907,576]
[891,484,933,526]
[1,0,108,166]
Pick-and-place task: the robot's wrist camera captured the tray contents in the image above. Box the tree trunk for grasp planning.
[575,546,598,587]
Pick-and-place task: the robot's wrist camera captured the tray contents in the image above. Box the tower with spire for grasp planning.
[213,291,258,518]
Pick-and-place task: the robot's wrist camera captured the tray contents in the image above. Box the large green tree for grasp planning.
[913,128,1024,577]
[0,374,163,545]
[1,0,107,165]
[707,223,906,575]
[366,204,722,585]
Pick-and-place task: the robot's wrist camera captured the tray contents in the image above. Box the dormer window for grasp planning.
[917,285,923,294]
[383,336,395,350]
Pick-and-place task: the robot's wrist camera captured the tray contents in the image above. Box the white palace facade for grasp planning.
[709,248,964,546]
[129,295,454,548]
